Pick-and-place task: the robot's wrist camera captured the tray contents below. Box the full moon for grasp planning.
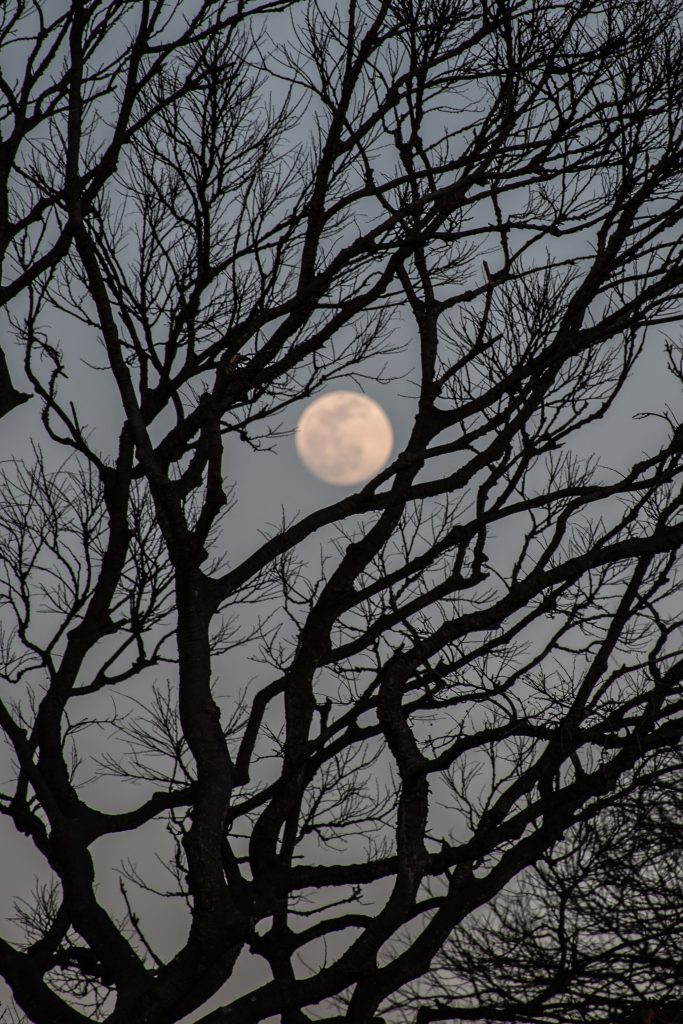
[295,391,394,485]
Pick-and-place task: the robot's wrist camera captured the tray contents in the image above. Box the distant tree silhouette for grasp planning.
[1,1,683,1023]
[402,757,683,1023]
[624,1002,683,1024]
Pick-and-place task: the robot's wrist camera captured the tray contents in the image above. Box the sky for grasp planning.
[2,2,683,1021]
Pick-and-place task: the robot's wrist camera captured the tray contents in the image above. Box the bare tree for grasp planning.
[2,1,683,1023]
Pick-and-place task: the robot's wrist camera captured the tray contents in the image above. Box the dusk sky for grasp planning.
[2,3,683,1023]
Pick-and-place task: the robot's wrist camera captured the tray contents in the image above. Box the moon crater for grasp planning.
[295,391,393,485]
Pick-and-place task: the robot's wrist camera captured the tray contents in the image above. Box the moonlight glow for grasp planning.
[295,391,394,485]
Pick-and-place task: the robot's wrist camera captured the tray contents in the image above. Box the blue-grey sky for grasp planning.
[2,2,683,1020]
